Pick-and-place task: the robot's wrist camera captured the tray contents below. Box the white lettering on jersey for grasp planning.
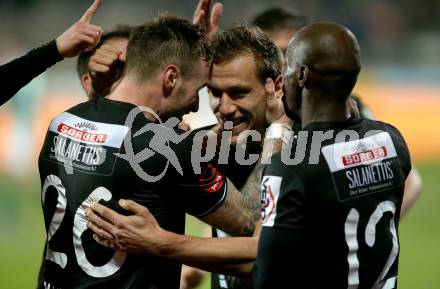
[49,112,128,148]
[322,132,397,173]
[322,132,400,201]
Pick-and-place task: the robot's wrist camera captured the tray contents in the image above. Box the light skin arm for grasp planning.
[85,135,277,276]
[183,128,264,235]
[86,159,263,247]
[179,225,211,289]
[199,165,262,237]
[86,199,260,277]
[180,151,263,288]
[85,75,290,276]
[179,77,284,237]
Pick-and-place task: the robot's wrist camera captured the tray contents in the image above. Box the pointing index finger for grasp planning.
[80,0,102,23]
[210,3,222,27]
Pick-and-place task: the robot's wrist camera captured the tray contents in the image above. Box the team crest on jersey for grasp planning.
[322,132,401,201]
[261,176,282,227]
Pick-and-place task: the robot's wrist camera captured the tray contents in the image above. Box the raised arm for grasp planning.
[192,0,223,38]
[1,0,102,106]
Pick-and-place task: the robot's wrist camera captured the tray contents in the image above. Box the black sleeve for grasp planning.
[0,40,63,106]
[253,160,307,289]
[384,123,412,178]
[175,162,227,217]
[133,125,227,218]
[171,130,227,217]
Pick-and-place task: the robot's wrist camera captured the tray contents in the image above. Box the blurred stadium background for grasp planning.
[0,0,439,288]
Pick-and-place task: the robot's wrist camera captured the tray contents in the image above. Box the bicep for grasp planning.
[199,163,264,237]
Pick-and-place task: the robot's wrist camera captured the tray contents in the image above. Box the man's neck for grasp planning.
[301,98,349,128]
[107,78,163,122]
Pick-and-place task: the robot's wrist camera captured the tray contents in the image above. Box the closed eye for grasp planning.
[208,86,222,98]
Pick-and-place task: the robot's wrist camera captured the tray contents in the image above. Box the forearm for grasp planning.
[1,40,63,105]
[157,229,257,277]
[199,178,259,237]
[261,117,293,163]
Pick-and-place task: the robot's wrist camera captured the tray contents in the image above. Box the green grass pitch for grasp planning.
[0,162,438,289]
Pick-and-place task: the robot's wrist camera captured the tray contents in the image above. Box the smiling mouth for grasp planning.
[227,118,246,131]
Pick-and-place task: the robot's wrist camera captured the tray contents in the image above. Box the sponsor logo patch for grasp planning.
[42,112,129,175]
[261,176,282,227]
[198,164,224,193]
[342,146,387,166]
[322,132,402,201]
[57,123,108,144]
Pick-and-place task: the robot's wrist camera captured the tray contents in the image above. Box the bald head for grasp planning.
[282,22,361,125]
[285,22,361,101]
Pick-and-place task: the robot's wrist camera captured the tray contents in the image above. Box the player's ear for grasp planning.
[297,64,309,88]
[273,74,284,99]
[163,65,179,97]
[81,73,92,98]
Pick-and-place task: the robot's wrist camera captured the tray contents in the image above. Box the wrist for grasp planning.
[265,122,291,138]
[55,37,66,59]
[271,113,293,127]
[264,122,292,148]
[156,229,187,257]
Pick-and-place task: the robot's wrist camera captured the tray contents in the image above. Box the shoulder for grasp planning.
[264,151,304,188]
[362,119,409,152]
[361,118,412,175]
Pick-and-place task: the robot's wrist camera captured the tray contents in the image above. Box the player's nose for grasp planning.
[219,94,237,117]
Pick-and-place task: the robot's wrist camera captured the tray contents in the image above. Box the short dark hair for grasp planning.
[125,14,209,81]
[252,7,307,32]
[209,25,282,82]
[76,24,134,78]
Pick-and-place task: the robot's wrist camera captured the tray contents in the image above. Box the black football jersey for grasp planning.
[38,97,227,289]
[253,117,411,289]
